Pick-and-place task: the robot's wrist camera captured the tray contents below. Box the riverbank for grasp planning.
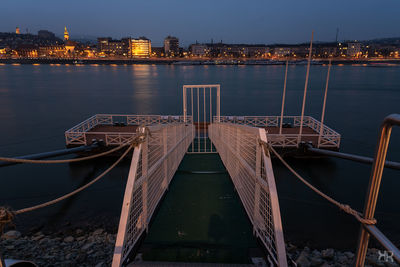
[1,229,397,266]
[1,57,400,66]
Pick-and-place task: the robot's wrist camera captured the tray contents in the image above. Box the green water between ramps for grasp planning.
[137,153,261,263]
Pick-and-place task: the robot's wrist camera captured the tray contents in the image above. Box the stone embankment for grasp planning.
[1,230,399,266]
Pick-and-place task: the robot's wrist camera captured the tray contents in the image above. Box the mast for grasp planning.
[299,31,314,136]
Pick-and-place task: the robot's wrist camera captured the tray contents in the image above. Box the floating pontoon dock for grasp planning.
[63,84,342,267]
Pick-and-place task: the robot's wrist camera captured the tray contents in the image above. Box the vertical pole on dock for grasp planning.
[183,86,187,123]
[217,85,221,123]
[191,87,194,152]
[197,87,200,152]
[210,87,212,152]
[299,31,314,137]
[204,87,206,152]
[279,60,289,135]
[318,59,332,147]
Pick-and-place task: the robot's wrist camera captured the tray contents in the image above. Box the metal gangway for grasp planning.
[112,85,287,266]
[111,85,399,266]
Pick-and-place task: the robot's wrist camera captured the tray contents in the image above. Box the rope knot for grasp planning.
[0,207,15,233]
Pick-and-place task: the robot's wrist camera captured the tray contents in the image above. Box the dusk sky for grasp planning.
[2,0,399,46]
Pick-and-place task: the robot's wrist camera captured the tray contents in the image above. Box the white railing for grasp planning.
[215,115,341,148]
[112,123,194,267]
[209,123,287,267]
[65,114,193,145]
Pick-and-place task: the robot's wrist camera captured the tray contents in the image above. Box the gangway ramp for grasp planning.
[113,122,287,266]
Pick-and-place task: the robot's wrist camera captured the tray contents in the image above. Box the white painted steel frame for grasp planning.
[183,84,220,153]
[209,123,287,266]
[65,114,192,146]
[215,115,340,148]
[112,123,194,267]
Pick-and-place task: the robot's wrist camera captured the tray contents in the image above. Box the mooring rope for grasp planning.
[259,140,377,225]
[0,127,151,232]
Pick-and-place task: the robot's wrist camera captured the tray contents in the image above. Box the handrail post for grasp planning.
[355,114,400,266]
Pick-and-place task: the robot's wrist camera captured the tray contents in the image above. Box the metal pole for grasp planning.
[203,87,206,152]
[279,60,289,135]
[191,87,194,152]
[183,86,187,123]
[318,59,332,147]
[299,31,314,136]
[355,114,400,266]
[306,145,400,170]
[210,87,212,152]
[217,85,221,122]
[0,142,99,167]
[197,87,200,152]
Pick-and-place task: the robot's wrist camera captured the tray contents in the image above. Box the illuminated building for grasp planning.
[347,42,362,57]
[164,36,179,56]
[38,45,66,57]
[97,37,129,56]
[15,45,38,58]
[64,26,69,41]
[273,47,291,57]
[190,44,208,57]
[129,37,151,58]
[16,27,20,34]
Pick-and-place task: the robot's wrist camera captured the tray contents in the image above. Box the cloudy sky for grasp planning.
[1,0,399,46]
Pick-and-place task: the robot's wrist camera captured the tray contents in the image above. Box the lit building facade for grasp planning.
[164,36,179,56]
[97,37,129,56]
[190,44,208,57]
[347,42,362,57]
[129,37,151,58]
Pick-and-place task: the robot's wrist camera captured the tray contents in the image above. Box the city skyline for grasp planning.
[1,0,399,46]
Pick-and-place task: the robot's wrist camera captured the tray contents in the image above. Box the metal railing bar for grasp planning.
[355,114,400,266]
[306,145,400,170]
[363,225,400,263]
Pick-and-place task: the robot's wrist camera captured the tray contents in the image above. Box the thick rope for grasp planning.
[14,144,134,214]
[260,140,376,225]
[0,128,151,231]
[0,207,15,234]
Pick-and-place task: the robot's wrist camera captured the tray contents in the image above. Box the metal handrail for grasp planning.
[355,114,400,266]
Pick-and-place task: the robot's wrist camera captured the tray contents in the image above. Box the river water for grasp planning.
[0,64,399,250]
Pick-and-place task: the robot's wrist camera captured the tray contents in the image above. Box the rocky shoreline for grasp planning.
[1,229,398,267]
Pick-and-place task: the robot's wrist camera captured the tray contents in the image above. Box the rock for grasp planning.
[310,256,324,267]
[93,228,104,236]
[322,248,335,260]
[39,237,50,244]
[1,230,21,240]
[5,245,15,250]
[344,251,354,259]
[76,236,86,241]
[296,247,311,267]
[82,242,95,250]
[366,254,385,267]
[32,234,45,241]
[75,229,84,236]
[336,254,348,264]
[95,262,105,267]
[64,236,74,243]
[106,234,116,244]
